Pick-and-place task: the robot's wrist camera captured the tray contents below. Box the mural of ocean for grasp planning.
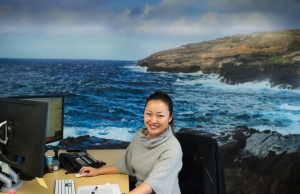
[1,58,300,143]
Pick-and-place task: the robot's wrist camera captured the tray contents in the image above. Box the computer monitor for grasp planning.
[0,98,48,192]
[8,95,64,144]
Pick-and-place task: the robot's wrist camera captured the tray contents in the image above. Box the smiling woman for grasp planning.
[79,91,183,194]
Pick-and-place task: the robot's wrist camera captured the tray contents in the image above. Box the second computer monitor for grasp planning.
[9,95,64,144]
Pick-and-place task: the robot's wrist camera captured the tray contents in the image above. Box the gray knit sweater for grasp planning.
[115,125,182,194]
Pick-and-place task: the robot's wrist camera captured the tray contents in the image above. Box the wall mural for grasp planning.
[1,1,300,193]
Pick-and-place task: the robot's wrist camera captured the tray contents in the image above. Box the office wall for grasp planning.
[1,1,300,193]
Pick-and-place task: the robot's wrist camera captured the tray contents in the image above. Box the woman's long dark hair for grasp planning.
[144,91,175,135]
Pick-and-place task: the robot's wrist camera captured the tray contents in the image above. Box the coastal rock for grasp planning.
[137,29,300,88]
[219,62,300,89]
[224,151,300,194]
[47,135,130,150]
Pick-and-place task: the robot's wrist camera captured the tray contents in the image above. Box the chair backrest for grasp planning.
[176,132,226,194]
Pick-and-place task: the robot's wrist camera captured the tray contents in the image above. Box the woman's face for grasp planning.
[144,100,173,138]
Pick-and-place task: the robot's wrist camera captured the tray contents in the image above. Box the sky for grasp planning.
[0,0,300,61]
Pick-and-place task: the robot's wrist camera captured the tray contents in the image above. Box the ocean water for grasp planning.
[1,58,299,142]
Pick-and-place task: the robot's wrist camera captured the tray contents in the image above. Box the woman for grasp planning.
[79,91,183,194]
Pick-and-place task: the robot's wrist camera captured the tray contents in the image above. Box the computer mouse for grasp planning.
[75,172,87,178]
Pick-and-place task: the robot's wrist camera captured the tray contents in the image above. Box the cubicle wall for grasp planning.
[1,1,300,193]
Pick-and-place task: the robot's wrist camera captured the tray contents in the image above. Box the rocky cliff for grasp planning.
[137,29,300,89]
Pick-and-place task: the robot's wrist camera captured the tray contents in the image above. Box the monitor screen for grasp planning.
[0,97,48,178]
[9,95,64,144]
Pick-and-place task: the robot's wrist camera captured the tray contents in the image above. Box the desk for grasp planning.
[1,150,128,194]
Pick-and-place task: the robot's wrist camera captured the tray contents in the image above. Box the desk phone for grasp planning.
[59,151,106,173]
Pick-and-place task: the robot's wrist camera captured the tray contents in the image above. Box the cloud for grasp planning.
[0,0,300,60]
[127,11,275,41]
[140,0,201,20]
[207,0,300,13]
[1,0,299,38]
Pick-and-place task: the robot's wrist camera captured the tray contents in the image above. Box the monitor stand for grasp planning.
[0,162,23,192]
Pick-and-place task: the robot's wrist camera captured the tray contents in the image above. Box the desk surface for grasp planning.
[1,150,128,194]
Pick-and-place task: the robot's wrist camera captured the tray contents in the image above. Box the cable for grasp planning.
[0,120,8,145]
[0,151,20,165]
[0,121,19,165]
[0,120,7,128]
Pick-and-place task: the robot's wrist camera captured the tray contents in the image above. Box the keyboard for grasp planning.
[55,179,75,194]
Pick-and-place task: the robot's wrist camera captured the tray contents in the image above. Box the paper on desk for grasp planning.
[36,177,48,188]
[77,183,121,194]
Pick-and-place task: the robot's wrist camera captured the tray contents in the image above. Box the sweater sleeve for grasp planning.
[144,140,182,194]
[115,137,136,176]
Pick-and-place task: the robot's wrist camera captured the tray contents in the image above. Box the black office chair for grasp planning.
[176,132,226,194]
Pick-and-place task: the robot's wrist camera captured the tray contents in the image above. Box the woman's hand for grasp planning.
[79,166,100,177]
[79,164,120,177]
